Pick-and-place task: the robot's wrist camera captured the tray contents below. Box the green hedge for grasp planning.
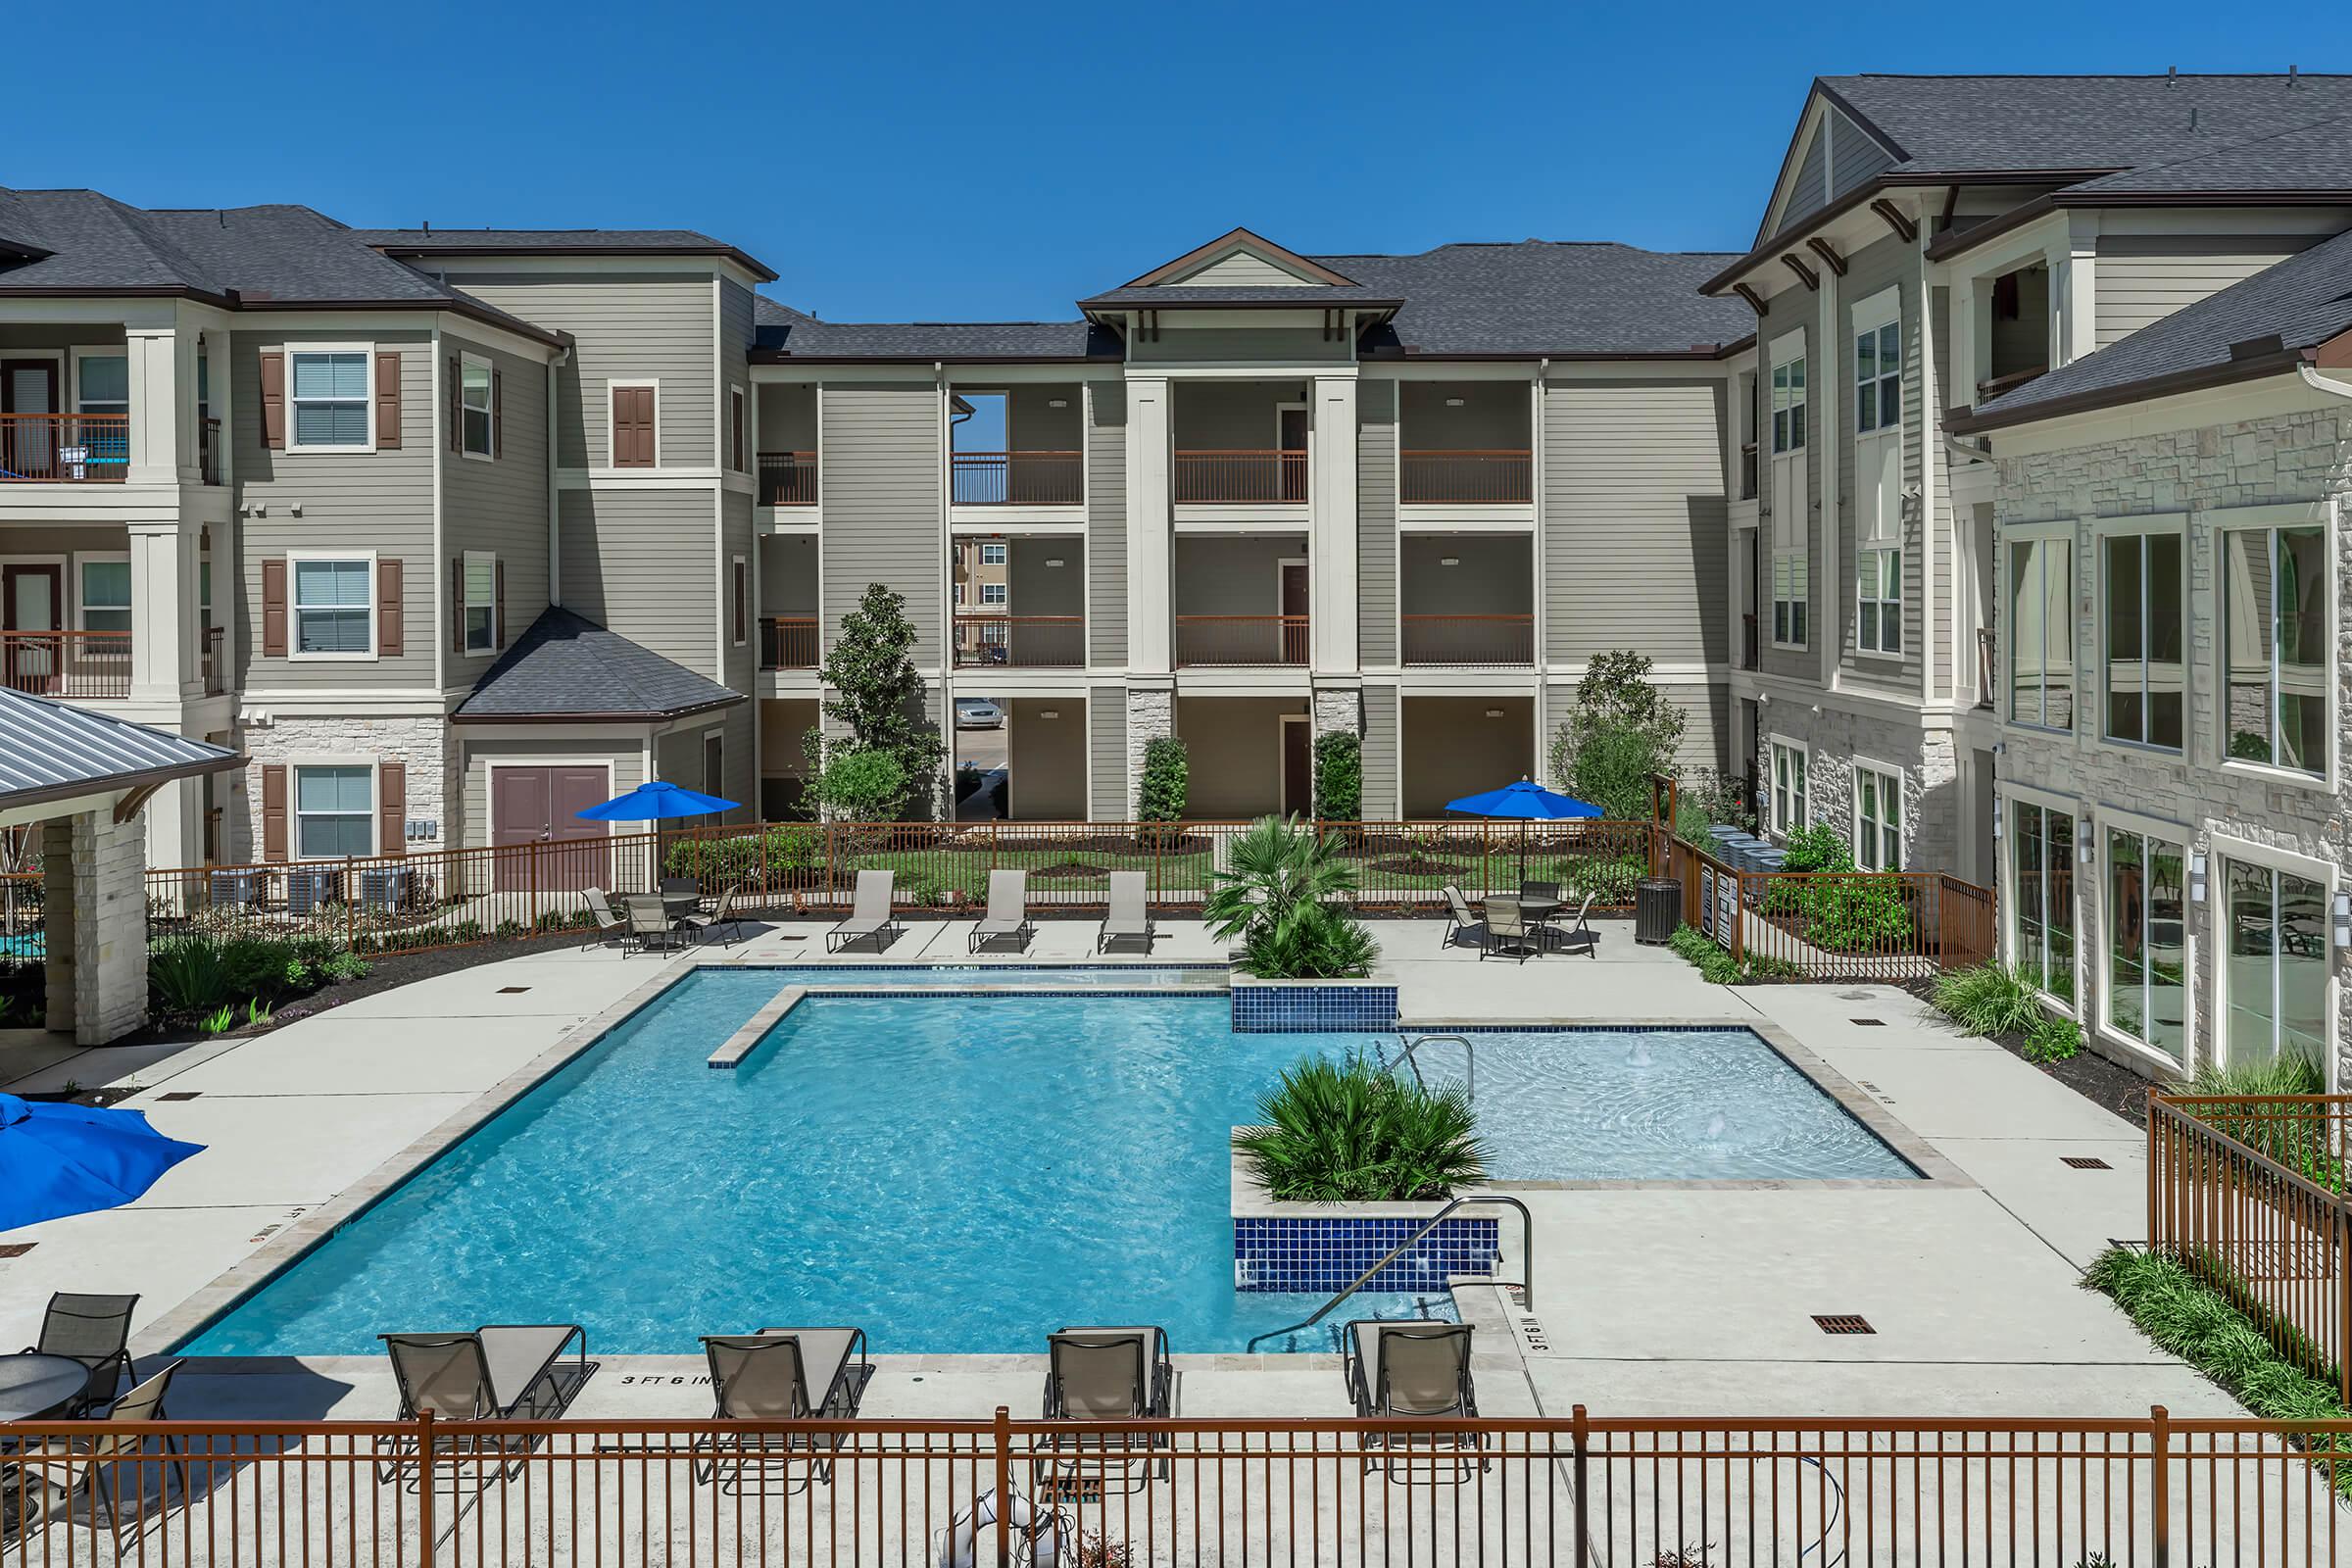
[662,825,826,889]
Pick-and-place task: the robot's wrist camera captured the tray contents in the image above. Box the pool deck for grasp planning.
[0,914,2221,1428]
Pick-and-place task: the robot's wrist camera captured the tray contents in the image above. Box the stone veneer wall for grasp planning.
[1123,686,1174,818]
[1992,406,2352,1083]
[42,811,148,1045]
[232,714,455,861]
[1759,704,1957,870]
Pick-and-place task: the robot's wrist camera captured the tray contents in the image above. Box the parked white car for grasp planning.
[955,698,1004,729]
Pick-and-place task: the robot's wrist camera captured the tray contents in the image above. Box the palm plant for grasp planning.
[1237,1053,1487,1201]
[1203,814,1378,979]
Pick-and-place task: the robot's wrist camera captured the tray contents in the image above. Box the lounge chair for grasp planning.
[10,1361,189,1548]
[1097,871,1154,955]
[1342,1321,1484,1476]
[826,870,903,954]
[969,869,1034,954]
[1440,884,1484,951]
[677,884,748,949]
[1480,898,1534,962]
[618,894,678,955]
[377,1324,591,1489]
[1552,891,1598,957]
[22,1294,137,1417]
[583,887,627,950]
[1037,1327,1174,1493]
[696,1329,872,1490]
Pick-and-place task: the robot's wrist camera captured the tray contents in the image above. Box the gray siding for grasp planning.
[1834,234,1924,696]
[443,335,552,686]
[1360,684,1399,817]
[1774,122,1831,238]
[1177,253,1320,287]
[721,488,755,695]
[1829,110,1896,202]
[557,488,716,673]
[2093,236,2317,348]
[719,279,754,470]
[1089,684,1125,820]
[1357,380,1397,665]
[1132,329,1349,366]
[820,384,942,665]
[433,270,714,469]
[233,329,436,690]
[1087,381,1127,665]
[1542,378,1729,666]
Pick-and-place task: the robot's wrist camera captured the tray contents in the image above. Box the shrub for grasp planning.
[809,747,909,822]
[2182,1054,2327,1098]
[1203,815,1378,980]
[1312,730,1362,822]
[1932,961,2044,1038]
[814,582,942,809]
[2023,1013,2082,1064]
[150,939,232,1015]
[954,763,985,802]
[1235,1053,1487,1201]
[1136,735,1190,844]
[1757,825,1914,954]
[1668,923,1744,984]
[664,825,824,888]
[1566,721,1668,821]
[1566,851,1647,906]
[1776,823,1849,874]
[1545,649,1687,798]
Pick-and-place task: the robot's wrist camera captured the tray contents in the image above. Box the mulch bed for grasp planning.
[1027,862,1110,881]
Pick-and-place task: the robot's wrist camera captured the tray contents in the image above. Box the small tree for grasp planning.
[809,583,941,819]
[1137,734,1189,842]
[1568,722,1668,820]
[1547,649,1687,798]
[1312,730,1362,822]
[808,747,908,823]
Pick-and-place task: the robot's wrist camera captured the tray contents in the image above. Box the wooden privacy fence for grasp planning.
[0,1408,2343,1566]
[2149,1093,2352,1404]
[1665,835,1997,981]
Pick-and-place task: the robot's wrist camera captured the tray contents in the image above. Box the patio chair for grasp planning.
[1480,898,1535,963]
[825,870,902,954]
[677,885,749,949]
[660,877,701,913]
[1097,871,1154,955]
[22,1293,137,1417]
[1519,879,1561,905]
[1440,884,1484,951]
[1552,892,1599,957]
[696,1329,872,1491]
[1036,1327,1174,1494]
[10,1361,190,1549]
[969,869,1034,954]
[583,887,627,950]
[1342,1322,1485,1477]
[618,894,678,956]
[377,1325,592,1485]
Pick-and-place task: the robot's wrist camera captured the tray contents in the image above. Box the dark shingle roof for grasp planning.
[753,307,1120,361]
[1330,242,1750,356]
[2064,114,2352,196]
[354,226,775,281]
[451,608,746,723]
[1966,226,2352,427]
[0,688,240,810]
[1076,283,1404,308]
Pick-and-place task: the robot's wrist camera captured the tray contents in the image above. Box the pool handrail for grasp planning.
[1381,1033,1475,1105]
[1244,1193,1533,1353]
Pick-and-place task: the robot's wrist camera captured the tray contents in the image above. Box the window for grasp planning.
[2008,801,2076,1001]
[463,553,497,654]
[980,582,1007,607]
[953,582,965,606]
[289,351,370,449]
[2221,524,2328,775]
[2008,536,2075,730]
[2223,856,2329,1074]
[2106,827,2186,1061]
[611,383,657,468]
[74,352,127,418]
[292,558,372,656]
[1770,355,1806,455]
[980,542,1007,566]
[1853,320,1900,433]
[1770,742,1808,837]
[2101,528,2184,750]
[1856,548,1901,655]
[730,557,750,647]
[294,764,373,858]
[78,560,130,635]
[461,358,494,458]
[1852,763,1901,871]
[1768,350,1808,648]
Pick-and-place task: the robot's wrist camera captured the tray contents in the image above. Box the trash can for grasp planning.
[1635,879,1681,945]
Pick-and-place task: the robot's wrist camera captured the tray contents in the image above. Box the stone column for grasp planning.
[45,810,148,1045]
[1123,376,1171,674]
[1124,683,1175,818]
[1308,374,1359,673]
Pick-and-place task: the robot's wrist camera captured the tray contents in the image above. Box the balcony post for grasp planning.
[126,517,200,705]
[124,325,182,485]
[1308,375,1357,673]
[1124,375,1171,673]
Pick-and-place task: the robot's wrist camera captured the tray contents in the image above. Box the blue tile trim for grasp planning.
[1231,984,1399,1034]
[1233,1216,1500,1293]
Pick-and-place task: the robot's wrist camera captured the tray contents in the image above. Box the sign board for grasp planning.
[1698,866,1714,939]
[1714,868,1739,950]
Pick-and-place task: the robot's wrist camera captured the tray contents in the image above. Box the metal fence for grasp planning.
[2150,1093,2352,1404]
[1664,836,1996,981]
[0,1408,2342,1565]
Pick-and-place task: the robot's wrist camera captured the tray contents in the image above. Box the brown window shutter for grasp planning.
[374,352,401,448]
[261,557,288,657]
[612,387,632,466]
[447,357,461,453]
[491,369,503,460]
[377,559,404,657]
[377,762,406,858]
[260,352,285,449]
[261,765,288,862]
[495,559,508,648]
[450,559,465,653]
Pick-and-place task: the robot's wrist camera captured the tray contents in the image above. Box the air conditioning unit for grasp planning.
[360,866,416,912]
[208,868,264,908]
[284,866,342,916]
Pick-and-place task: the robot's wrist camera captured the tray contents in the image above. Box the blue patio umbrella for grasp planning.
[0,1093,205,1234]
[571,780,741,821]
[1445,777,1601,880]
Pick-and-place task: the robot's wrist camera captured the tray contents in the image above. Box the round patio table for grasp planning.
[1483,894,1563,953]
[0,1354,89,1423]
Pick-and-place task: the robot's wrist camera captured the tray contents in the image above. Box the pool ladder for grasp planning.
[1380,1033,1475,1104]
[1244,1193,1533,1353]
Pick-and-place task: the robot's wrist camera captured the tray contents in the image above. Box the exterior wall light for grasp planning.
[1441,557,1460,566]
[1445,396,1465,408]
[2333,890,2351,951]
[2077,817,2095,865]
[1990,797,2002,840]
[1038,710,1059,720]
[1048,398,1068,409]
[1485,709,1505,718]
[2188,852,2207,905]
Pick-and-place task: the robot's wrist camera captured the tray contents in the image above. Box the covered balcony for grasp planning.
[1172,381,1309,505]
[952,536,1084,667]
[950,386,1083,508]
[1977,263,2051,404]
[0,328,221,486]
[1401,696,1535,816]
[1173,534,1307,667]
[1398,535,1532,667]
[0,524,226,702]
[758,534,819,670]
[1398,382,1531,505]
[755,383,818,507]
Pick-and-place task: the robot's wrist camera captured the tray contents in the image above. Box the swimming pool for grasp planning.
[182,973,1913,1356]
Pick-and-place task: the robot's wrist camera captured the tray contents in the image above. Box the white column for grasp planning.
[1124,375,1172,673]
[124,326,181,485]
[207,512,234,689]
[2052,222,2098,369]
[127,517,200,703]
[1309,373,1358,674]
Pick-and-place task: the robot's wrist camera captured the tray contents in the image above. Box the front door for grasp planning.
[491,766,613,892]
[2,564,62,692]
[1,360,59,480]
[1282,716,1312,817]
[1280,561,1309,664]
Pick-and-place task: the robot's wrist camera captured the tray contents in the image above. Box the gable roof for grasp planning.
[1119,227,1361,289]
[354,226,775,281]
[1958,225,2352,430]
[0,688,241,813]
[450,608,747,724]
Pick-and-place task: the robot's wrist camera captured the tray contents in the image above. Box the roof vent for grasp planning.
[2289,65,2299,88]
[2167,66,2178,85]
[2229,332,2285,361]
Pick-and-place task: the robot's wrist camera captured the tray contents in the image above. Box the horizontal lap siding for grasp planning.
[1772,123,1830,238]
[1836,234,1923,696]
[1360,684,1399,817]
[1543,379,1729,667]
[718,490,756,815]
[557,488,715,672]
[443,336,551,684]
[1130,328,1349,366]
[1357,382,1397,666]
[2093,240,2314,348]
[822,385,942,665]
[1089,684,1125,820]
[234,331,435,689]
[1088,382,1127,665]
[1828,110,1895,200]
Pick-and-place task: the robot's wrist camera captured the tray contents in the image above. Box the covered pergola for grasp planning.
[0,690,242,1046]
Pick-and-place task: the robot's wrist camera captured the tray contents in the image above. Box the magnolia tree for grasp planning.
[805,583,942,821]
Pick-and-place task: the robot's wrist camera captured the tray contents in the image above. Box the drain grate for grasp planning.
[158,1091,202,1102]
[0,1244,34,1259]
[1850,1017,1886,1027]
[2062,1155,2113,1170]
[1813,1313,1876,1336]
[498,986,531,995]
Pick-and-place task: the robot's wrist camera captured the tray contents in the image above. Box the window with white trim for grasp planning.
[2007,801,2076,1001]
[1768,347,1808,648]
[980,582,1007,606]
[2105,826,2186,1060]
[1852,763,1902,871]
[74,351,127,418]
[291,557,372,655]
[294,764,374,858]
[1856,549,1901,655]
[2101,526,2185,750]
[2007,534,2074,730]
[1853,319,1900,433]
[2220,521,2328,775]
[980,542,1006,565]
[78,560,130,635]
[461,357,494,458]
[1769,741,1808,837]
[2222,854,2328,1073]
[1851,297,1903,658]
[288,351,370,449]
[462,553,497,654]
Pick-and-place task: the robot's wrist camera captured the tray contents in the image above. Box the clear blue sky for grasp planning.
[12,0,2341,324]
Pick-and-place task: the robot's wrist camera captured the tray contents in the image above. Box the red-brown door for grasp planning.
[1282,717,1312,817]
[1280,562,1309,664]
[491,766,613,892]
[2,564,63,693]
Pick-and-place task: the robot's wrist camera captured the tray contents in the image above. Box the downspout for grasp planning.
[2299,362,2352,402]
[1533,357,1549,786]
[937,361,953,817]
[547,344,568,608]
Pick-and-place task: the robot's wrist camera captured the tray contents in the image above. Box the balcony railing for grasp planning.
[199,416,221,485]
[0,414,128,483]
[1399,613,1533,666]
[951,450,1083,507]
[952,614,1084,667]
[1,630,130,699]
[1175,614,1308,666]
[1976,365,2048,404]
[1172,449,1306,504]
[203,625,225,695]
[757,451,818,507]
[1742,612,1759,670]
[1740,440,1759,501]
[1399,449,1532,504]
[760,615,820,670]
[1977,625,1997,710]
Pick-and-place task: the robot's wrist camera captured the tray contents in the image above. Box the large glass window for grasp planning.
[1770,743,1808,837]
[2102,530,2184,750]
[2009,802,2076,1000]
[1853,763,1901,870]
[290,352,369,448]
[1771,356,1806,454]
[2008,536,2074,729]
[1769,354,1808,648]
[294,765,373,858]
[292,558,372,655]
[2224,858,2329,1073]
[2222,525,2327,775]
[77,561,130,635]
[1857,548,1901,655]
[2107,828,2186,1060]
[1854,320,1900,432]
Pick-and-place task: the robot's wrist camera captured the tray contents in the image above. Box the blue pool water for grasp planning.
[183,974,1911,1356]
